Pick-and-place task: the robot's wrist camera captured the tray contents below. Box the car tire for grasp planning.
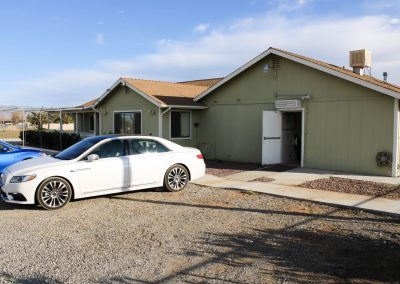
[163,164,189,192]
[36,177,72,210]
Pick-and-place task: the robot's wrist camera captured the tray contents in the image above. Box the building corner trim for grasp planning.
[392,98,399,177]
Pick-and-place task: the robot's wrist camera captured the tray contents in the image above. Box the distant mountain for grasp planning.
[0,106,20,121]
[0,105,17,109]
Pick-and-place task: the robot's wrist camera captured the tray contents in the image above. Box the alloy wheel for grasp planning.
[38,178,71,209]
[167,166,188,191]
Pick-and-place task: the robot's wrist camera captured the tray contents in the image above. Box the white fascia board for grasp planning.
[166,105,208,109]
[194,48,400,101]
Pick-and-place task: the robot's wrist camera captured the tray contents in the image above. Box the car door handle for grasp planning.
[71,168,92,172]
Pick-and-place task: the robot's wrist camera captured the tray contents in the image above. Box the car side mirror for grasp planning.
[87,154,99,162]
[1,147,9,153]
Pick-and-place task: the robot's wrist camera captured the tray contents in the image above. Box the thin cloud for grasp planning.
[103,13,400,82]
[390,18,400,25]
[194,23,210,33]
[96,33,105,45]
[2,10,400,107]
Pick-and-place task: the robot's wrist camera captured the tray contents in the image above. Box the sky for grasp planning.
[0,0,400,107]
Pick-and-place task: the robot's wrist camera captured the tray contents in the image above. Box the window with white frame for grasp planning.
[170,111,191,139]
[114,111,141,135]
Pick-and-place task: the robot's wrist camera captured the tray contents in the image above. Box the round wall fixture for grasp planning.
[376,151,392,167]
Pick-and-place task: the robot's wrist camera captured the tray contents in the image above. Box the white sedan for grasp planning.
[0,136,205,210]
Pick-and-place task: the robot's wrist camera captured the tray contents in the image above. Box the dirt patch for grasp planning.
[250,177,275,183]
[286,203,326,215]
[205,168,244,177]
[205,160,260,177]
[301,177,400,200]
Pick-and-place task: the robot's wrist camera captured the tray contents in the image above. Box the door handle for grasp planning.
[264,137,281,140]
[71,168,92,172]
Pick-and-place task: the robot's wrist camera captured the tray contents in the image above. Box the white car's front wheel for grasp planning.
[164,164,189,192]
[36,177,72,210]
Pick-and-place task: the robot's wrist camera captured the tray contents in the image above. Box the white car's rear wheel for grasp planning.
[36,177,72,210]
[164,164,189,192]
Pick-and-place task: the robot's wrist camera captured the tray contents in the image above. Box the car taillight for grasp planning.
[196,154,203,159]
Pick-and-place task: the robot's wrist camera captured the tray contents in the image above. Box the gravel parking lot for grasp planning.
[0,184,399,283]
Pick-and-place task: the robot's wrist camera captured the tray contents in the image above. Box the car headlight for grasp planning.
[10,175,37,183]
[0,173,5,186]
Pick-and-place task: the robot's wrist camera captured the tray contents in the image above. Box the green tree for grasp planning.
[52,113,73,124]
[26,112,49,130]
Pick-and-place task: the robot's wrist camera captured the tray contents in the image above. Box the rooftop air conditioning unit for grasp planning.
[275,100,301,109]
[349,49,371,75]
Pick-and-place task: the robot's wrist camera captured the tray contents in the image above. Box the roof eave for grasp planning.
[163,105,208,109]
[194,47,400,101]
[272,49,400,99]
[93,78,164,108]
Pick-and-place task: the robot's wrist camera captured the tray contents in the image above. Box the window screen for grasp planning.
[171,111,190,138]
[114,112,141,135]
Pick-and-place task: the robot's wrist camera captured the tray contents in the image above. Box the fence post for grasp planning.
[22,108,25,147]
[59,110,63,150]
[39,108,43,149]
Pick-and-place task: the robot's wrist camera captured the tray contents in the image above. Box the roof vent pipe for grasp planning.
[383,72,388,83]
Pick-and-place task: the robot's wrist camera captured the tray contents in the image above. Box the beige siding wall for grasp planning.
[199,56,394,175]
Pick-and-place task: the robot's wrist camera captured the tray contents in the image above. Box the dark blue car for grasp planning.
[0,141,45,172]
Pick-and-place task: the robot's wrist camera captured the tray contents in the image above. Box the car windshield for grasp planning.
[0,141,17,150]
[54,136,108,160]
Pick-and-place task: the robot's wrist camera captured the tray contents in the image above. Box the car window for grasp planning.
[128,139,169,155]
[0,142,12,153]
[91,140,125,159]
[55,136,107,160]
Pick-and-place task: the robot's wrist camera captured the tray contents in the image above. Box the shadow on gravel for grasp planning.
[0,201,39,211]
[0,272,62,283]
[181,229,400,283]
[96,275,245,284]
[110,196,400,225]
[108,196,400,283]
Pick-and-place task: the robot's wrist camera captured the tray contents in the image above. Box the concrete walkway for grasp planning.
[192,170,400,216]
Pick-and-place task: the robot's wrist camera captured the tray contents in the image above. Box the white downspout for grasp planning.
[392,98,399,177]
[158,108,162,138]
[93,107,102,135]
[160,107,172,139]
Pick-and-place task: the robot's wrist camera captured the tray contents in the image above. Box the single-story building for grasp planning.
[67,47,400,177]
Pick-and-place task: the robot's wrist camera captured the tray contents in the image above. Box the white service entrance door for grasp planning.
[262,111,282,165]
